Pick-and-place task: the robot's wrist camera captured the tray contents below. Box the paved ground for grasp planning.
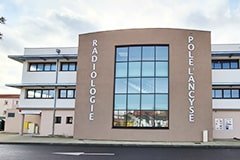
[1,144,240,160]
[1,132,240,148]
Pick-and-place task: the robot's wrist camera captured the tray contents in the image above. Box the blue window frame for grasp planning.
[212,89,240,99]
[113,45,169,128]
[212,60,239,69]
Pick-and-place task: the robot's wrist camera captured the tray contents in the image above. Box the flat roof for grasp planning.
[6,83,76,89]
[8,54,78,63]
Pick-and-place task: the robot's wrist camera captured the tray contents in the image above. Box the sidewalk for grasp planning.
[1,132,240,148]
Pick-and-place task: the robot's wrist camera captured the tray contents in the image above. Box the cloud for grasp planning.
[1,0,240,94]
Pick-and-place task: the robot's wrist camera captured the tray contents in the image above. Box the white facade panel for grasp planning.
[21,62,56,83]
[212,44,240,52]
[56,99,75,109]
[212,70,240,84]
[19,99,54,108]
[58,72,76,84]
[24,47,77,55]
[213,99,240,110]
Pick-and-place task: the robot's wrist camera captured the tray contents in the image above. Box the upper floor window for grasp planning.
[26,89,55,99]
[29,63,56,72]
[212,60,239,69]
[59,89,76,99]
[60,62,77,71]
[212,89,240,99]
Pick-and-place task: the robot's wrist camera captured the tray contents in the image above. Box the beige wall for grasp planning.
[0,97,19,117]
[74,28,212,142]
[40,110,74,136]
[4,109,22,133]
[213,110,240,139]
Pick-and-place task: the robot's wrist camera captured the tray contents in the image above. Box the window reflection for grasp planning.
[114,45,169,128]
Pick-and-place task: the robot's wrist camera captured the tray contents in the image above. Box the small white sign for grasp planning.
[215,118,223,130]
[224,118,233,130]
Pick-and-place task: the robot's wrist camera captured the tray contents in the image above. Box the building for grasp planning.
[74,28,212,142]
[7,47,77,136]
[7,28,240,142]
[0,94,19,131]
[212,44,240,139]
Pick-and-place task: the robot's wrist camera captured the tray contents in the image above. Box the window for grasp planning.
[66,117,73,124]
[212,89,240,99]
[114,45,169,128]
[8,113,15,118]
[26,89,55,99]
[29,63,56,72]
[60,62,77,71]
[59,89,76,99]
[4,100,8,105]
[212,60,239,69]
[55,117,61,124]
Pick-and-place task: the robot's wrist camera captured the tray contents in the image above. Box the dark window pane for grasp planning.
[116,63,127,77]
[8,113,15,118]
[142,46,154,60]
[156,46,168,60]
[116,47,128,61]
[66,117,73,124]
[55,117,61,124]
[129,47,141,61]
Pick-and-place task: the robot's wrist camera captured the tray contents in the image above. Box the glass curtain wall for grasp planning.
[113,45,169,128]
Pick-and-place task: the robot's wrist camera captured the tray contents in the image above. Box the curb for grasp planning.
[1,141,240,149]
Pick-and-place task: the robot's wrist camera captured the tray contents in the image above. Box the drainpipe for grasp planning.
[51,49,60,136]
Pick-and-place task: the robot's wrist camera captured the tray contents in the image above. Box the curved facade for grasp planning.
[74,28,212,142]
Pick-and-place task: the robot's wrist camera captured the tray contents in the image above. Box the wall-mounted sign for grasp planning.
[215,118,224,130]
[187,35,196,122]
[215,118,233,130]
[225,118,233,130]
[89,39,98,121]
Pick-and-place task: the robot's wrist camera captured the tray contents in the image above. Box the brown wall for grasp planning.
[74,28,212,142]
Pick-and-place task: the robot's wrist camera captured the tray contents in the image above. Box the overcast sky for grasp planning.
[0,0,240,94]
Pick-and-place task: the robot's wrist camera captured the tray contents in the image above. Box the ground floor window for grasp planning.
[55,117,61,124]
